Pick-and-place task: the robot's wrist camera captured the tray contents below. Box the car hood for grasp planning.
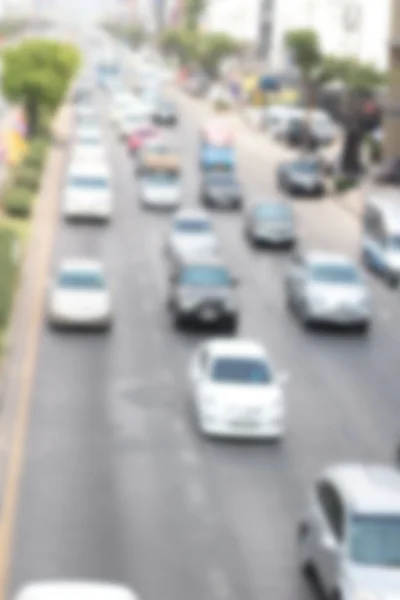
[65,190,111,201]
[348,564,400,595]
[205,383,282,409]
[307,283,367,302]
[170,233,219,256]
[289,171,321,185]
[207,184,240,196]
[51,289,110,308]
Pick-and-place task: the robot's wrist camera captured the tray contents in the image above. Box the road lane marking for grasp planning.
[208,567,231,600]
[0,119,64,600]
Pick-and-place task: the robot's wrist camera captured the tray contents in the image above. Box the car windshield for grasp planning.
[58,270,105,289]
[69,176,109,188]
[350,514,400,567]
[207,174,235,186]
[143,170,178,183]
[180,266,231,286]
[174,219,211,233]
[388,235,400,250]
[211,357,271,384]
[255,204,292,220]
[311,263,360,284]
[293,161,318,174]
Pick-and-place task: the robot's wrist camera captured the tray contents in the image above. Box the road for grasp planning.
[6,81,400,600]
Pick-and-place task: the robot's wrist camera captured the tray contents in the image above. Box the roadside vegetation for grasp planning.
[0,38,80,352]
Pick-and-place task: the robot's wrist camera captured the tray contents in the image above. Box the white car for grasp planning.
[165,209,220,262]
[285,250,371,331]
[75,123,103,145]
[48,259,112,329]
[70,142,107,165]
[139,166,181,209]
[14,582,138,600]
[63,162,112,221]
[189,339,287,439]
[109,92,135,125]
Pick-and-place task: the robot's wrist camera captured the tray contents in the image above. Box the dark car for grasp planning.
[245,200,296,247]
[153,100,178,126]
[278,158,325,196]
[167,255,239,331]
[200,171,243,209]
[374,157,400,185]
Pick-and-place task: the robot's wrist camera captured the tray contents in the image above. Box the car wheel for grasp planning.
[173,309,185,329]
[224,315,238,333]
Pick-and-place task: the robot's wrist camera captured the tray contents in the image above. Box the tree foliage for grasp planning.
[184,0,206,30]
[285,29,322,78]
[2,39,80,136]
[197,33,241,76]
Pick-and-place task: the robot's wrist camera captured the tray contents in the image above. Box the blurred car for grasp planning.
[374,157,400,185]
[127,124,158,155]
[136,137,177,172]
[283,113,336,147]
[165,209,220,263]
[63,162,112,221]
[75,122,103,146]
[48,259,112,329]
[278,157,325,196]
[153,99,178,126]
[298,464,400,600]
[285,250,371,331]
[75,103,97,123]
[117,107,151,140]
[70,142,108,165]
[188,339,287,439]
[245,200,296,247]
[200,171,243,209]
[109,91,136,125]
[138,154,181,210]
[15,581,138,600]
[167,255,239,330]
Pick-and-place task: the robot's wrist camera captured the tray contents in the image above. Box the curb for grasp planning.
[0,100,72,493]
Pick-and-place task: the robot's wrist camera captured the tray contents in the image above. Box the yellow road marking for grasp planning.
[0,117,65,599]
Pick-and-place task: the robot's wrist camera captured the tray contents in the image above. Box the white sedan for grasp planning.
[63,162,112,221]
[189,339,287,439]
[165,209,220,262]
[48,259,112,329]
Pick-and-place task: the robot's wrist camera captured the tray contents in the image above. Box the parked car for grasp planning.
[278,157,325,196]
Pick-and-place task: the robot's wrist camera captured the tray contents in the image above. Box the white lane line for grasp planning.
[208,567,231,600]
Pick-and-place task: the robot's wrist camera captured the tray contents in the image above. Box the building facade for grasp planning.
[201,0,391,72]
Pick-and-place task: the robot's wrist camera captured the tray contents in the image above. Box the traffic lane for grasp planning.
[102,116,373,600]
[105,125,262,600]
[9,205,127,587]
[106,127,316,600]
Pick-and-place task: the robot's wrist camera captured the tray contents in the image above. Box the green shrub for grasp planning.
[24,139,48,169]
[0,228,18,329]
[334,173,358,193]
[14,164,41,191]
[3,187,33,217]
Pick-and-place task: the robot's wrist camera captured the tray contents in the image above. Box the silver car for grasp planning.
[299,464,400,600]
[165,209,220,263]
[285,250,371,331]
[245,200,296,247]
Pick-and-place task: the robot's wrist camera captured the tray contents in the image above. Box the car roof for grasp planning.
[15,582,137,600]
[59,259,104,273]
[67,163,110,176]
[367,194,400,229]
[206,338,267,360]
[323,464,400,515]
[178,255,228,269]
[173,209,210,222]
[304,251,356,267]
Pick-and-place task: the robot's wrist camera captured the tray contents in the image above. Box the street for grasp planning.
[6,83,400,600]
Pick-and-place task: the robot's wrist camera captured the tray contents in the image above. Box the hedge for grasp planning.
[0,228,18,329]
[24,138,48,169]
[3,187,34,217]
[14,164,41,191]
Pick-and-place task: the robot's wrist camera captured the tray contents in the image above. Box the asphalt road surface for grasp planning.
[8,81,400,600]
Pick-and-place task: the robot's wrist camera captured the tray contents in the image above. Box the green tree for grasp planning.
[197,33,241,77]
[2,39,80,137]
[184,0,206,30]
[159,28,200,65]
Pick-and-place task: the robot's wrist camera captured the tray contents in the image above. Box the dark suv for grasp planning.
[167,256,239,331]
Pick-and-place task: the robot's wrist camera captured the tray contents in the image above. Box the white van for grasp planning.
[264,105,303,139]
[362,195,400,286]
